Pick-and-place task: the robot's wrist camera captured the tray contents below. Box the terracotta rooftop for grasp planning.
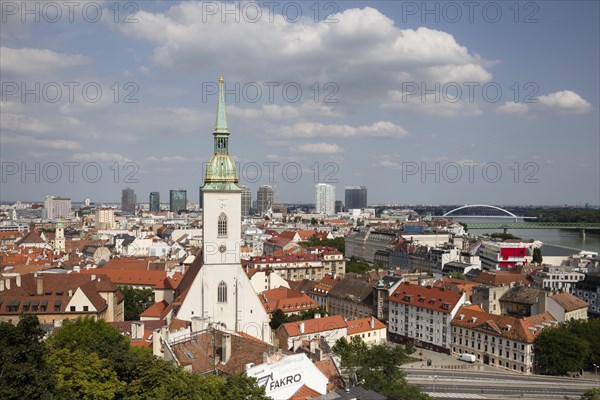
[452,306,557,343]
[346,317,386,335]
[140,300,169,318]
[260,288,320,314]
[280,315,347,337]
[76,268,181,288]
[314,358,344,392]
[389,282,464,314]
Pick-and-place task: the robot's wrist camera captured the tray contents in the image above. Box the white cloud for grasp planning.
[118,4,493,110]
[293,143,343,154]
[73,152,132,162]
[279,121,409,138]
[372,159,402,169]
[0,47,90,79]
[1,135,81,150]
[497,102,529,114]
[385,91,482,117]
[537,90,592,114]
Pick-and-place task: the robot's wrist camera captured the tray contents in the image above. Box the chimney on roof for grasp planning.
[15,275,21,287]
[299,322,305,334]
[222,333,232,364]
[0,279,4,291]
[132,321,144,340]
[315,313,321,319]
[91,274,96,281]
[36,273,43,295]
[370,316,375,329]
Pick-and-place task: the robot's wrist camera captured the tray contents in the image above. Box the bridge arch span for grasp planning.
[442,204,518,218]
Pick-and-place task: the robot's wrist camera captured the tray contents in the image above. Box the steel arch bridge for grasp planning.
[442,204,520,219]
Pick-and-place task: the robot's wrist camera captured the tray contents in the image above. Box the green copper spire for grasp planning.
[214,76,229,134]
[202,76,240,191]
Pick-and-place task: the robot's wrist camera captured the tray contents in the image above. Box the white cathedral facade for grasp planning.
[176,77,271,343]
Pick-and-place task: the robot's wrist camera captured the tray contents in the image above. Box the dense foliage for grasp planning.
[524,208,600,223]
[269,306,326,330]
[532,247,543,264]
[534,319,600,376]
[1,315,270,400]
[299,235,345,253]
[488,232,522,240]
[345,256,383,274]
[333,336,430,400]
[119,286,155,320]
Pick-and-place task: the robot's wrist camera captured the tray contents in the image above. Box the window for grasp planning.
[70,306,76,312]
[83,306,89,312]
[218,213,228,237]
[218,281,227,303]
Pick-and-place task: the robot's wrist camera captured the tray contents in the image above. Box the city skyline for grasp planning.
[1,1,598,206]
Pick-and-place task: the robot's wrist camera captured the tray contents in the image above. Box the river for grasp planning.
[455,218,600,253]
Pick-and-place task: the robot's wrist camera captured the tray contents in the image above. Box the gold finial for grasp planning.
[219,76,224,83]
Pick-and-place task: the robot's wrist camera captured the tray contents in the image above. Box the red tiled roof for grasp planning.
[260,288,320,314]
[140,300,169,318]
[389,282,464,313]
[76,268,176,287]
[289,384,322,400]
[346,317,386,335]
[281,315,346,337]
[452,305,556,343]
[550,292,588,312]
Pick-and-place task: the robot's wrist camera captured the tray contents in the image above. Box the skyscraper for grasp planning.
[335,200,344,213]
[149,192,160,213]
[121,187,136,213]
[257,185,274,216]
[240,185,252,216]
[315,183,335,215]
[170,189,187,214]
[345,186,367,210]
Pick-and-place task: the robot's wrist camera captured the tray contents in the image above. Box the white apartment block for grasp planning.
[315,183,335,215]
[44,195,72,219]
[388,282,466,353]
[95,208,115,230]
[532,266,585,293]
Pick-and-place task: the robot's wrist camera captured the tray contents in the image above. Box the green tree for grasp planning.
[581,388,600,400]
[535,328,590,375]
[311,217,318,225]
[221,374,270,400]
[448,272,466,280]
[333,336,430,399]
[269,309,287,330]
[0,314,57,400]
[119,285,155,320]
[346,257,372,274]
[48,348,125,400]
[47,316,137,383]
[532,247,543,264]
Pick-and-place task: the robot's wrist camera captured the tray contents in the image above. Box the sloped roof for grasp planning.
[389,282,464,314]
[15,229,47,245]
[499,286,546,305]
[346,317,386,335]
[550,292,588,312]
[328,275,373,304]
[140,300,169,318]
[289,384,322,400]
[280,315,347,337]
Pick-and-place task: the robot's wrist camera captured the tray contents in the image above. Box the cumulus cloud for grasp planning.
[118,3,493,113]
[279,121,409,138]
[0,47,90,79]
[497,102,529,114]
[1,135,81,150]
[537,90,592,114]
[73,152,132,162]
[293,143,343,154]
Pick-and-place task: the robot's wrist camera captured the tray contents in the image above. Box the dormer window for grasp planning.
[218,213,228,237]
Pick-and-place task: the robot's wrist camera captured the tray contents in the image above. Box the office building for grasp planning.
[170,189,187,214]
[335,200,344,213]
[345,186,367,210]
[241,185,252,216]
[121,187,136,213]
[43,195,72,219]
[149,192,160,213]
[257,185,274,216]
[315,183,335,215]
[95,208,115,230]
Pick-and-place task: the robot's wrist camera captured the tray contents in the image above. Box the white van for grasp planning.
[459,353,476,363]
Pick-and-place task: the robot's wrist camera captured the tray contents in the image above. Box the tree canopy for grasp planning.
[119,285,155,320]
[333,336,430,400]
[534,319,600,375]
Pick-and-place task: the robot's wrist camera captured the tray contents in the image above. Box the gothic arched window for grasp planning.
[218,281,227,303]
[218,212,228,237]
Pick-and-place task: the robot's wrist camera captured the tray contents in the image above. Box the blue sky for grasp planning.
[1,1,598,206]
